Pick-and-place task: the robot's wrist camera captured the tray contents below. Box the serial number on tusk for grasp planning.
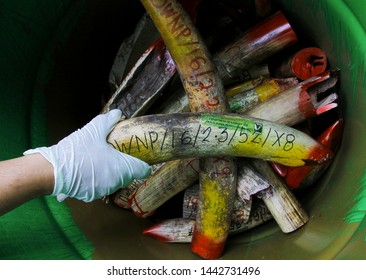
[107,113,326,166]
[110,123,295,151]
[110,117,294,153]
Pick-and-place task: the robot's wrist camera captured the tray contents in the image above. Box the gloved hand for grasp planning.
[24,109,151,202]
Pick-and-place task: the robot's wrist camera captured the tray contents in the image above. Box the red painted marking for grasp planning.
[194,70,214,77]
[152,38,169,60]
[298,71,335,118]
[306,144,333,165]
[213,166,232,176]
[142,225,173,242]
[286,166,312,189]
[213,156,230,163]
[212,157,232,176]
[285,119,343,189]
[298,89,316,119]
[205,96,220,107]
[190,229,226,259]
[291,47,327,80]
[128,190,151,218]
[318,119,344,150]
[174,26,192,40]
[316,103,338,116]
[186,158,200,174]
[271,162,288,177]
[189,56,206,71]
[186,196,199,219]
[244,11,298,48]
[151,0,201,41]
[199,79,214,90]
[300,70,330,91]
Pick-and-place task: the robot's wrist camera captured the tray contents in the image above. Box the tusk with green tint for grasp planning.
[108,112,333,167]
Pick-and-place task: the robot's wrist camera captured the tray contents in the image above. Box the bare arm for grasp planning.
[0,154,54,216]
[0,109,151,216]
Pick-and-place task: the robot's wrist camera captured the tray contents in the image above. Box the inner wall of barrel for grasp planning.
[45,1,145,143]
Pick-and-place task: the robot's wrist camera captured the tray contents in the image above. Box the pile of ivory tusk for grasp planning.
[103,0,343,259]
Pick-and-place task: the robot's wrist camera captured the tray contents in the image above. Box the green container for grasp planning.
[0,0,365,259]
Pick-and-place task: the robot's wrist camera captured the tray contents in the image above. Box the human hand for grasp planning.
[24,109,151,202]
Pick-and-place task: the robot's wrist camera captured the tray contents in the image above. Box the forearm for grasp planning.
[0,154,54,216]
[0,109,151,214]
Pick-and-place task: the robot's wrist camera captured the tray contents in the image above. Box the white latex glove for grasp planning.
[24,109,151,202]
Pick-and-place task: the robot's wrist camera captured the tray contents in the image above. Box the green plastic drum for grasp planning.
[0,0,365,259]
